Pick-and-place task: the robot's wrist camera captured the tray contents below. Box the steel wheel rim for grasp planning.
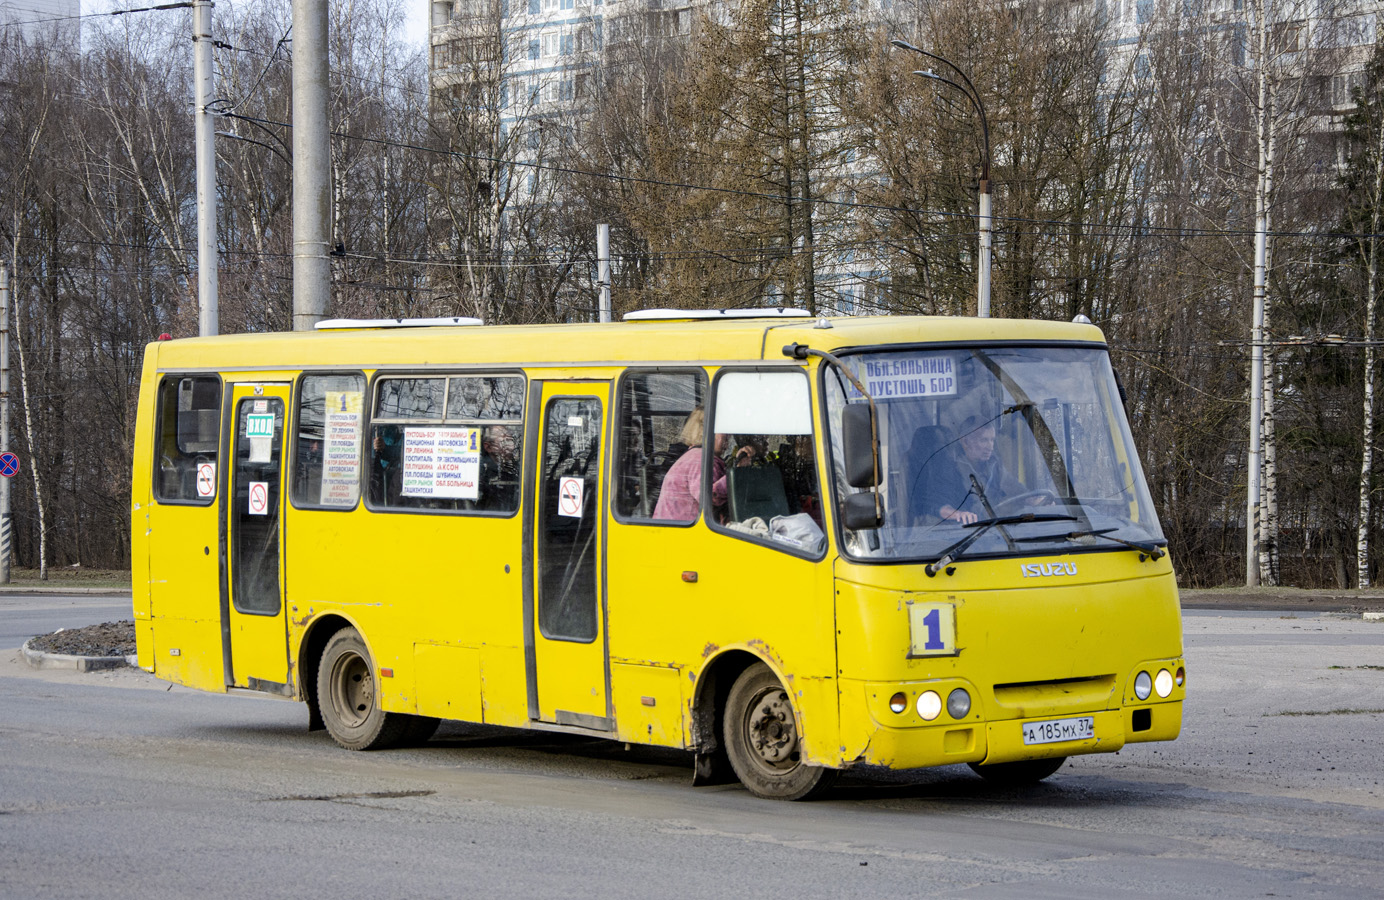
[741,685,800,774]
[330,651,373,729]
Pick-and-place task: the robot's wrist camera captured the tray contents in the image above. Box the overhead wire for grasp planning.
[0,1,193,31]
[11,1,1384,245]
[220,112,1384,244]
[12,7,1384,294]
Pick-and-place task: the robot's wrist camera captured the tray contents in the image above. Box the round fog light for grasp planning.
[1134,670,1152,701]
[917,690,942,721]
[889,692,908,714]
[947,688,971,719]
[1175,667,1185,687]
[1154,669,1174,698]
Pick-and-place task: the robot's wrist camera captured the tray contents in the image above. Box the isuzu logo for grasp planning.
[1022,562,1078,578]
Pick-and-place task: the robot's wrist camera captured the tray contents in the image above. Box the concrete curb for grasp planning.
[21,638,136,672]
[1365,612,1384,622]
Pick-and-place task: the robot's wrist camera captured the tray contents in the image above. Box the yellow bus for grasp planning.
[130,310,1184,800]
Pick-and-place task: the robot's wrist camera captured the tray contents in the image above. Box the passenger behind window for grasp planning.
[651,409,746,521]
[369,425,403,505]
[720,433,825,551]
[478,424,520,511]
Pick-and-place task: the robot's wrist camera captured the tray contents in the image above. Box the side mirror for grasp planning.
[842,492,883,530]
[841,404,878,488]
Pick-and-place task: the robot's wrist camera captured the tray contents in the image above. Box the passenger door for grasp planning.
[222,382,293,694]
[526,382,611,730]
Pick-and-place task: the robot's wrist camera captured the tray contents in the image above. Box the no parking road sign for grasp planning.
[0,452,18,478]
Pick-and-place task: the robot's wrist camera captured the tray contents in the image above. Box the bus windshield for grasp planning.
[824,344,1164,563]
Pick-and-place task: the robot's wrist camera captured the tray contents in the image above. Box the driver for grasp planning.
[929,415,1025,525]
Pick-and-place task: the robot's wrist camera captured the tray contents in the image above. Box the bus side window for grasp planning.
[368,374,524,514]
[292,374,366,509]
[154,375,221,504]
[712,370,826,554]
[614,370,706,522]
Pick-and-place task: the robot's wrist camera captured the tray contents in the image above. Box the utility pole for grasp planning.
[1246,0,1272,587]
[292,0,331,330]
[977,177,992,318]
[193,0,218,336]
[891,40,991,318]
[1,265,10,584]
[597,224,611,323]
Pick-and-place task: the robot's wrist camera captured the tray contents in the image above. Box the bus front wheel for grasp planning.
[968,757,1066,786]
[723,662,836,801]
[317,627,412,751]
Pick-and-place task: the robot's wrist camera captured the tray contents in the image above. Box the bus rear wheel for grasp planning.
[317,627,412,751]
[968,756,1066,786]
[723,662,836,801]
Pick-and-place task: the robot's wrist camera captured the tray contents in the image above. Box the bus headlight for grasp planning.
[1154,669,1174,698]
[1134,670,1152,701]
[1175,666,1185,687]
[917,690,942,721]
[947,688,971,719]
[889,692,909,714]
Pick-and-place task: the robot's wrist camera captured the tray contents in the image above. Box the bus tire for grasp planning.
[968,756,1066,786]
[317,627,411,751]
[723,662,836,801]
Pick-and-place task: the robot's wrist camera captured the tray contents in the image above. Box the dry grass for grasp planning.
[6,567,131,589]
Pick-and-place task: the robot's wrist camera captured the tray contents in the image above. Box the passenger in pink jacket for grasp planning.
[653,409,752,521]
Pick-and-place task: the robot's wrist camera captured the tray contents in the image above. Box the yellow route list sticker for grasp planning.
[320,391,364,507]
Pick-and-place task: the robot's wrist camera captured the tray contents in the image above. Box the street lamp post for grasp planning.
[890,40,992,318]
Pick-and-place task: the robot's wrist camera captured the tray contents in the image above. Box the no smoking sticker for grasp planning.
[195,462,216,498]
[557,477,584,518]
[247,481,269,516]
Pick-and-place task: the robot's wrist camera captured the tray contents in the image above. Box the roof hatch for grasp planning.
[314,317,483,330]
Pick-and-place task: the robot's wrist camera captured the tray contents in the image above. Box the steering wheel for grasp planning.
[992,489,1058,515]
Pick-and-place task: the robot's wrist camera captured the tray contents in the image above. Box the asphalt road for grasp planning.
[0,592,130,649]
[2,596,1382,899]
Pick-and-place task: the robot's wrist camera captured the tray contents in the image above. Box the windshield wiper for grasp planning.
[1014,526,1166,560]
[967,473,1017,551]
[925,512,1080,577]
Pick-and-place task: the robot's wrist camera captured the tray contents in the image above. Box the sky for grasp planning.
[402,0,428,49]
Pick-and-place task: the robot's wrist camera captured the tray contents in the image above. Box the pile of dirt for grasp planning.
[29,620,136,658]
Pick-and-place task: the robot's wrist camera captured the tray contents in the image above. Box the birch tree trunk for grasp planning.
[1355,103,1384,587]
[9,255,47,580]
[1257,80,1280,588]
[6,85,52,580]
[1260,79,1279,585]
[1260,285,1279,585]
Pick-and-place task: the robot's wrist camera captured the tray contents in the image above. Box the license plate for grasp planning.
[1022,716,1094,745]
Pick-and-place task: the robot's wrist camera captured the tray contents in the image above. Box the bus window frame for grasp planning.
[817,338,1134,566]
[152,372,224,507]
[705,365,828,562]
[288,370,368,513]
[362,368,527,519]
[610,366,709,528]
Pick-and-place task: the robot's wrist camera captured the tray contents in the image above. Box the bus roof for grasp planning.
[146,315,1108,373]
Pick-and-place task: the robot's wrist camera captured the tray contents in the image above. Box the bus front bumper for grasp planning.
[842,680,1183,770]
